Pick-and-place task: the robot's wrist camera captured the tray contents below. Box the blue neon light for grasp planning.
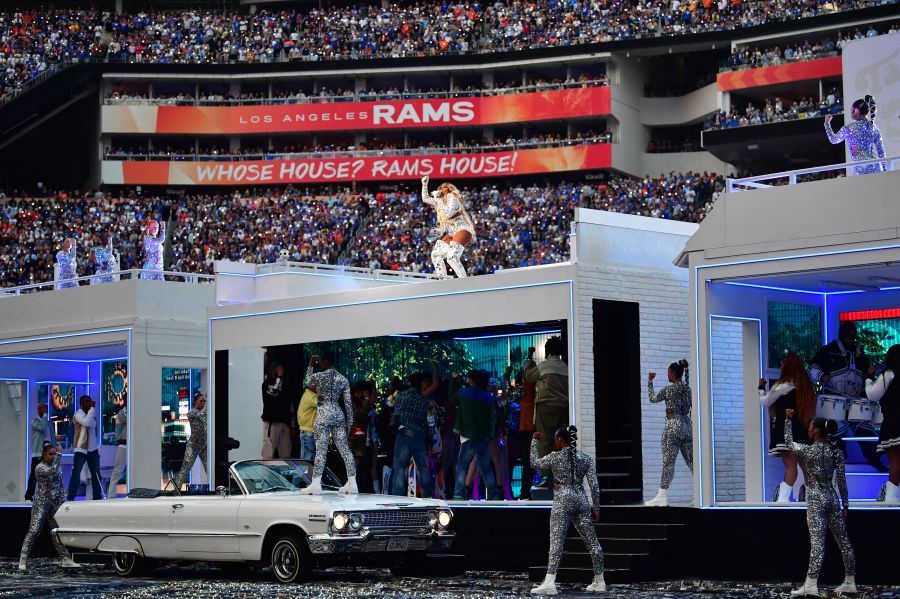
[0,327,133,347]
[0,355,128,364]
[36,381,95,386]
[878,285,900,291]
[722,282,823,296]
[843,437,879,442]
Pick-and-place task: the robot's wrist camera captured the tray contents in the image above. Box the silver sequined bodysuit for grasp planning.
[91,244,116,285]
[784,418,855,580]
[306,366,356,479]
[20,451,71,560]
[174,407,208,489]
[55,245,77,289]
[648,370,694,490]
[530,439,604,576]
[422,188,476,238]
[140,221,166,280]
[825,118,887,176]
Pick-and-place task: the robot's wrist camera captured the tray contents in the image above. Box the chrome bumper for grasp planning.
[306,528,455,554]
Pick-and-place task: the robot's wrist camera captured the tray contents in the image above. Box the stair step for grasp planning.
[594,523,678,539]
[597,472,629,477]
[573,537,657,553]
[563,551,648,569]
[597,456,632,461]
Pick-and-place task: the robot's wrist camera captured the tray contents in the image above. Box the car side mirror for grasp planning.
[216,485,228,497]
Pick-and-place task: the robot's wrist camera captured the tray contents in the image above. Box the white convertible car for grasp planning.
[53,459,455,583]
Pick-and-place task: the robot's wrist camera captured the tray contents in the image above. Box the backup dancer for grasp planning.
[55,237,77,289]
[645,359,693,507]
[140,219,166,280]
[91,240,117,285]
[530,426,605,596]
[174,392,208,490]
[421,175,476,279]
[865,344,900,503]
[784,409,857,597]
[300,352,358,495]
[759,351,815,503]
[19,442,80,571]
[825,95,886,176]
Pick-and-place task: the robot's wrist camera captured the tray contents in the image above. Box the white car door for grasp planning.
[169,495,242,557]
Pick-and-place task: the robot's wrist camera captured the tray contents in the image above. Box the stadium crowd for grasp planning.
[704,90,843,130]
[0,172,722,287]
[1,0,886,101]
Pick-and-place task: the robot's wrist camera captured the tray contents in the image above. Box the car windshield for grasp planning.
[233,459,341,494]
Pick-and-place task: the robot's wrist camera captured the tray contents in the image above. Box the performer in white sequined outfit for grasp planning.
[784,410,857,597]
[19,443,80,571]
[645,359,693,507]
[825,95,886,176]
[300,352,358,495]
[421,175,476,279]
[90,240,117,285]
[140,219,166,280]
[530,426,605,596]
[174,392,208,490]
[55,238,78,289]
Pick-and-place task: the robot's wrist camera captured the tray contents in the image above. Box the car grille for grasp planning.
[360,509,431,529]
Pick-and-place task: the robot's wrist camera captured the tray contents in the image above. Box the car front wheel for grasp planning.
[111,552,144,577]
[270,534,311,583]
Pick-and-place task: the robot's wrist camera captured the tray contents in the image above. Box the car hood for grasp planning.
[241,492,449,511]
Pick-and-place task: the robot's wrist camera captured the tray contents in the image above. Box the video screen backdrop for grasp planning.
[40,383,77,450]
[161,367,203,487]
[101,360,128,445]
[767,301,822,369]
[841,309,900,370]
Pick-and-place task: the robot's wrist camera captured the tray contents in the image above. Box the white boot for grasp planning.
[644,487,668,507]
[834,575,857,595]
[585,573,606,592]
[431,241,449,279]
[884,481,899,503]
[301,476,323,495]
[790,577,818,597]
[339,477,358,494]
[776,481,793,503]
[60,556,81,569]
[530,573,558,596]
[445,241,468,278]
[17,557,26,572]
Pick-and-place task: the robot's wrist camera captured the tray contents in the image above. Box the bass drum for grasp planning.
[816,394,847,420]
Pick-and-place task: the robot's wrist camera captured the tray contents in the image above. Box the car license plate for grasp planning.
[386,537,408,551]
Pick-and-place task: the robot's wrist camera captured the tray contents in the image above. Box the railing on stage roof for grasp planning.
[726,156,900,193]
[244,260,440,282]
[0,269,215,297]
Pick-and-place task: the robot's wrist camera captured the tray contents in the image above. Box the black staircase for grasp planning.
[528,507,689,584]
[596,426,642,505]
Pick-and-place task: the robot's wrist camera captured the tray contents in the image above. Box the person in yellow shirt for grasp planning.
[297,388,318,461]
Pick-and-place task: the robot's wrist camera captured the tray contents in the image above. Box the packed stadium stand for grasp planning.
[0,0,898,286]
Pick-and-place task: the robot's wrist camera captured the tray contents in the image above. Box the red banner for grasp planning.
[101,144,611,185]
[101,87,611,134]
[717,56,842,92]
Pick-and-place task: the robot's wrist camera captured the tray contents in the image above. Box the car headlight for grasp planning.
[332,513,349,531]
[437,509,453,528]
[349,513,364,531]
[427,510,438,526]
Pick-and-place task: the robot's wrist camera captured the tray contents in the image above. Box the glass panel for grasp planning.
[711,318,747,503]
[101,361,128,446]
[161,368,205,490]
[767,301,822,369]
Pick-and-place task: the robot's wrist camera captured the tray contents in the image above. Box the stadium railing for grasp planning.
[726,156,900,192]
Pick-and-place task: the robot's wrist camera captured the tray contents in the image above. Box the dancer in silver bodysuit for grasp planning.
[421,175,476,279]
[646,359,693,506]
[140,219,166,280]
[55,238,78,289]
[784,410,857,597]
[300,352,358,495]
[19,443,80,571]
[91,240,117,285]
[174,392,208,490]
[530,426,606,596]
[825,95,886,176]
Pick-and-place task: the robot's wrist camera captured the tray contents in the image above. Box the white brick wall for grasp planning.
[575,262,694,504]
[710,319,746,502]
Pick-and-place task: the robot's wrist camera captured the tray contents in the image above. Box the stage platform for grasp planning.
[3,503,897,584]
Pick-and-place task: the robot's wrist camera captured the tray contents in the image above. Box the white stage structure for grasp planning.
[680,166,900,508]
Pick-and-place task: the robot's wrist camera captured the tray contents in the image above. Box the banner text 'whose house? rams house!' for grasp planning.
[101,86,611,134]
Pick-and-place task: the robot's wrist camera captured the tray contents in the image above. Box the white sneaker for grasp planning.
[585,574,607,592]
[300,476,323,495]
[884,481,899,503]
[59,556,81,569]
[776,481,793,503]
[644,487,668,507]
[530,574,558,596]
[17,558,26,572]
[339,478,359,494]
[834,575,857,595]
[790,577,819,597]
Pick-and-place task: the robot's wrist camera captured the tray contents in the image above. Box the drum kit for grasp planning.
[816,393,883,426]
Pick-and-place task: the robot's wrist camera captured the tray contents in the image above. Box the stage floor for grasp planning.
[4,560,900,599]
